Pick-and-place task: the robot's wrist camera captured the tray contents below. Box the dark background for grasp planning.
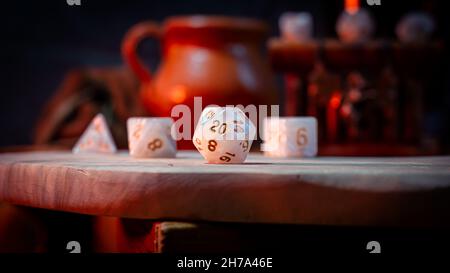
[0,0,448,148]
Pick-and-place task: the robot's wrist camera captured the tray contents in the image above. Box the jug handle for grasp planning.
[122,21,161,83]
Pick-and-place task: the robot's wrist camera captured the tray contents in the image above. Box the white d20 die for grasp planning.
[127,117,177,158]
[262,117,317,157]
[72,113,117,154]
[193,107,256,164]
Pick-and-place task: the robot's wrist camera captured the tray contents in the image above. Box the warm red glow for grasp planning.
[329,92,342,109]
[327,91,342,142]
[345,0,360,14]
[170,85,187,104]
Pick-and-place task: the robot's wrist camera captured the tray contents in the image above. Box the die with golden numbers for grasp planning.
[72,113,117,154]
[127,117,177,158]
[262,117,317,158]
[193,107,256,164]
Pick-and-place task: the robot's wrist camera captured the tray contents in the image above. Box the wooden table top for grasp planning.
[1,151,449,227]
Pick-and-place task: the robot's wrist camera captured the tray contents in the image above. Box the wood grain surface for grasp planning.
[1,151,449,227]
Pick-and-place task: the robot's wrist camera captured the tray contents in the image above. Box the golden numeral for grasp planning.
[133,124,143,139]
[218,123,227,134]
[210,120,227,134]
[233,120,244,133]
[240,140,249,152]
[296,128,308,147]
[148,138,163,151]
[210,120,219,132]
[220,152,235,162]
[206,110,215,119]
[207,140,217,151]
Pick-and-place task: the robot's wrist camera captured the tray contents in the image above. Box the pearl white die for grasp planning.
[72,113,117,154]
[193,107,256,164]
[127,117,177,158]
[262,117,317,158]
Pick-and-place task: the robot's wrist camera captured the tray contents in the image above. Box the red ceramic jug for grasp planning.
[122,16,278,117]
